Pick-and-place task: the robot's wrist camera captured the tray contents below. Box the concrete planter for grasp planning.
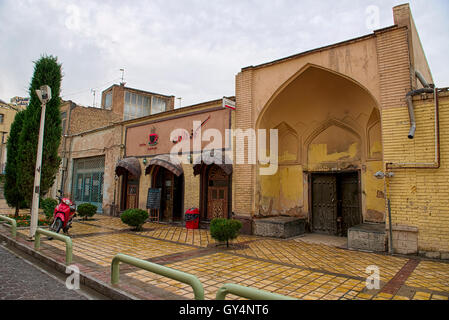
[253,216,306,239]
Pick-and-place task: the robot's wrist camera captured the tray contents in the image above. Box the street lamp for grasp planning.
[374,170,395,254]
[29,85,51,240]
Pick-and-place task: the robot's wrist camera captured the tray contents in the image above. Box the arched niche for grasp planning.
[367,108,382,160]
[307,122,362,171]
[274,122,299,164]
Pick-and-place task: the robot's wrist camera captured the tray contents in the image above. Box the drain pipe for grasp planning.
[388,86,440,170]
[407,88,435,139]
[407,70,434,139]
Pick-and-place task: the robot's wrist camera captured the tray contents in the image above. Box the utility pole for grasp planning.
[29,85,51,240]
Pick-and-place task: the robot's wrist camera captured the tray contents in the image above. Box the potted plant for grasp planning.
[120,209,149,231]
[77,203,98,221]
[210,218,243,248]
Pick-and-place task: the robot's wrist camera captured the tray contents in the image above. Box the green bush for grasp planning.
[77,203,97,220]
[41,198,58,220]
[210,218,243,247]
[120,209,149,231]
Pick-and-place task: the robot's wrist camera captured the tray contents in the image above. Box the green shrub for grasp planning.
[41,198,58,221]
[77,203,97,220]
[120,209,149,231]
[210,218,243,247]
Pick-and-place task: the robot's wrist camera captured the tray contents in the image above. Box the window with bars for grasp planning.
[72,156,105,212]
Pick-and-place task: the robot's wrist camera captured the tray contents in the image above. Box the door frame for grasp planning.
[307,170,362,235]
[120,173,140,211]
[151,166,184,222]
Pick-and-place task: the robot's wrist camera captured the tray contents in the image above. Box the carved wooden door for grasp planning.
[312,174,338,235]
[126,184,138,209]
[207,166,228,220]
[163,173,174,221]
[339,172,362,235]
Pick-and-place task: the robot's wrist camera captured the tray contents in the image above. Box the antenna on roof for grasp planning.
[120,68,126,86]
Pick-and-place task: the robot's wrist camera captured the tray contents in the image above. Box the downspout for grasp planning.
[387,87,440,169]
[384,71,440,254]
[386,70,440,169]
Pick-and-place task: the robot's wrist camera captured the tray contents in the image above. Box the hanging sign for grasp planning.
[222,97,235,110]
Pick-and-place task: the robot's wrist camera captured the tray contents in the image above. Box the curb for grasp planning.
[0,231,139,300]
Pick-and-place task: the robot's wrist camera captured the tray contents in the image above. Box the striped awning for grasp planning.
[115,157,142,177]
[145,154,184,177]
[193,150,233,176]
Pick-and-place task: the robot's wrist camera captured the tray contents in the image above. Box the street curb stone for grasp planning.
[0,231,139,300]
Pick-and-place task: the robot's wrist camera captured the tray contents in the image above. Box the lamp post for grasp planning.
[374,170,395,254]
[29,85,51,240]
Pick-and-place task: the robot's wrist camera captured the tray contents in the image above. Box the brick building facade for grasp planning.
[230,4,448,258]
[52,3,448,258]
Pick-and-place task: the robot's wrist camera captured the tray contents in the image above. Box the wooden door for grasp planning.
[312,174,338,235]
[163,173,174,221]
[339,172,362,235]
[207,166,228,220]
[126,184,138,209]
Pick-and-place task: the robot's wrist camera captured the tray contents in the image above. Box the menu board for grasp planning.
[146,188,161,209]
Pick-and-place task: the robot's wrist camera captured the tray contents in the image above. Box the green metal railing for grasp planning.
[111,253,205,300]
[216,283,297,300]
[35,228,73,265]
[0,215,17,237]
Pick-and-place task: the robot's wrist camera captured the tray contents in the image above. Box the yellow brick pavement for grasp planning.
[11,215,449,300]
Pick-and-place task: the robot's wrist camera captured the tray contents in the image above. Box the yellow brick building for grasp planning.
[230,3,448,258]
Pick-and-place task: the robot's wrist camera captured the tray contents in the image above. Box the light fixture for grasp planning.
[374,171,395,179]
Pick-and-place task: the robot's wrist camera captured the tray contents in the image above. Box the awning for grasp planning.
[115,157,142,177]
[145,154,184,177]
[193,150,233,176]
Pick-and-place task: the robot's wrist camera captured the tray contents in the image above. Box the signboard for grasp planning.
[146,188,162,209]
[222,97,235,110]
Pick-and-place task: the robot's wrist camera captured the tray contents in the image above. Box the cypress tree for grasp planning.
[17,55,62,208]
[4,110,26,217]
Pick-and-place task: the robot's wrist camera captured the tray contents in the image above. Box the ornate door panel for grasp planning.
[163,173,174,221]
[339,173,362,235]
[207,166,228,220]
[312,174,338,235]
[126,184,138,209]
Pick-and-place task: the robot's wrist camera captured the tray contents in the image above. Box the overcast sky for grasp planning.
[1,0,448,108]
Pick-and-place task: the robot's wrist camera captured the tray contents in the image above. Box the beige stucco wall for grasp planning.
[256,65,384,222]
[56,125,122,214]
[234,34,382,219]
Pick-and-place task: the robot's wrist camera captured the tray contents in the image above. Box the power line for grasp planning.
[61,77,121,98]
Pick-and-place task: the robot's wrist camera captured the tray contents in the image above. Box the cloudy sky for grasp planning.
[1,0,448,108]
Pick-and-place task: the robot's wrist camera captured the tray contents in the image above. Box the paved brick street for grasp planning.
[0,244,87,300]
[1,214,449,300]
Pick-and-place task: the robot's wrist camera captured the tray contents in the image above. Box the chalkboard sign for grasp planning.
[146,188,162,209]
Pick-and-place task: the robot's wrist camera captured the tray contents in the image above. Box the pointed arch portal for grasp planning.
[256,65,384,235]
